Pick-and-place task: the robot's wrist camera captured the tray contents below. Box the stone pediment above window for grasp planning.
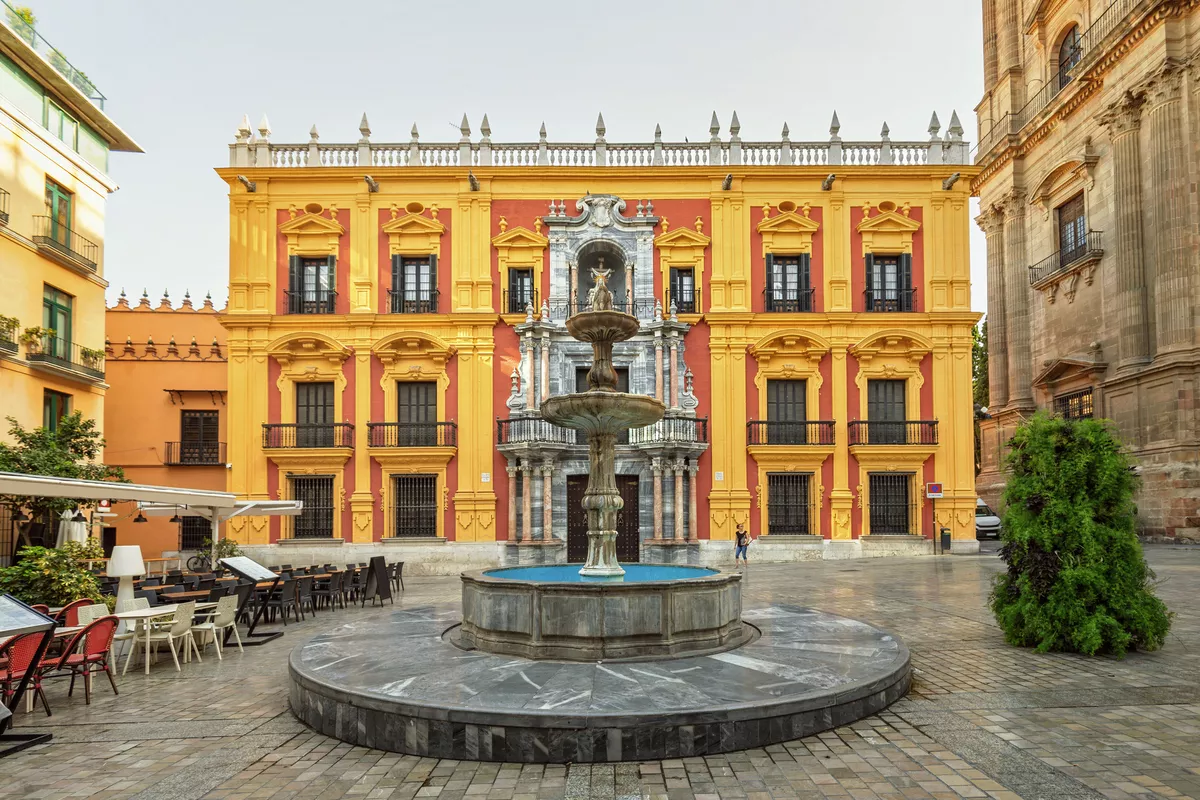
[266,332,351,369]
[382,207,445,255]
[279,208,345,256]
[1029,144,1098,221]
[654,217,711,259]
[373,330,456,370]
[1032,355,1106,391]
[748,330,830,370]
[856,201,920,255]
[491,221,548,266]
[757,202,819,256]
[850,330,930,370]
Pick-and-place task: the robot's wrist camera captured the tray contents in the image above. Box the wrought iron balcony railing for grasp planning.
[285,289,337,314]
[31,217,98,271]
[664,289,697,315]
[628,417,709,445]
[0,187,9,226]
[0,318,16,354]
[1028,231,1104,287]
[0,0,107,108]
[496,417,576,445]
[747,420,835,445]
[542,297,659,320]
[388,289,439,314]
[848,420,938,446]
[501,288,539,316]
[863,287,916,313]
[164,441,227,466]
[262,423,354,448]
[25,335,104,380]
[763,288,814,313]
[367,421,457,447]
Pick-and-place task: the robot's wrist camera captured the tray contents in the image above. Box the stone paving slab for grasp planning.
[4,545,1200,799]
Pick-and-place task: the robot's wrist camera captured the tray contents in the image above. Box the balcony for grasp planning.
[542,298,658,321]
[0,319,15,354]
[665,289,698,315]
[501,288,539,316]
[0,187,9,226]
[497,417,576,446]
[848,420,938,446]
[0,0,107,108]
[747,420,835,445]
[31,217,98,272]
[25,335,104,380]
[368,422,457,448]
[1029,231,1104,291]
[628,417,708,446]
[163,441,227,466]
[863,288,916,313]
[388,289,439,314]
[262,423,354,449]
[285,290,337,314]
[763,289,814,313]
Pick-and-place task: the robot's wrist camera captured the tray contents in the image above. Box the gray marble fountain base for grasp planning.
[288,604,910,763]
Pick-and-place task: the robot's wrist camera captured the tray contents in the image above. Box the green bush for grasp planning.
[990,412,1172,656]
[202,536,243,560]
[0,537,105,607]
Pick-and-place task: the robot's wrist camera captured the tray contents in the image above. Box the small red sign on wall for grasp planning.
[925,483,943,499]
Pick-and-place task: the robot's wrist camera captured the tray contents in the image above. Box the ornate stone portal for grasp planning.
[541,266,665,576]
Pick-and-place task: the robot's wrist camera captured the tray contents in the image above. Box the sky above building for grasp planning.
[28,0,986,313]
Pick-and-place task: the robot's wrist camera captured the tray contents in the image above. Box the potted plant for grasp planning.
[20,326,55,354]
[0,315,18,349]
[79,345,104,369]
[4,6,36,47]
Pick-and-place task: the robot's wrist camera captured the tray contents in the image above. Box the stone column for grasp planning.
[1101,94,1152,367]
[1145,64,1193,355]
[673,460,685,540]
[522,337,535,409]
[652,458,664,539]
[669,337,680,409]
[979,208,1009,407]
[540,333,550,403]
[625,262,634,309]
[982,0,998,88]
[687,460,698,541]
[567,261,576,310]
[996,0,1019,73]
[654,333,664,402]
[1002,193,1032,408]
[541,461,553,542]
[521,460,533,543]
[506,465,518,542]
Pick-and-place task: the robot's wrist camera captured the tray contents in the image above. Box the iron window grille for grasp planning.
[1053,387,1094,421]
[868,473,916,535]
[669,267,697,313]
[1056,193,1088,266]
[179,517,209,551]
[767,473,813,535]
[287,475,335,539]
[392,474,438,537]
[1057,26,1082,90]
[507,268,535,314]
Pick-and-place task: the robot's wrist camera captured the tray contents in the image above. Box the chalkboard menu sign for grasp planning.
[220,556,278,583]
[360,555,393,607]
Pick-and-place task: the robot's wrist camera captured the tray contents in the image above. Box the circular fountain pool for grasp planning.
[457,565,746,661]
[484,564,719,583]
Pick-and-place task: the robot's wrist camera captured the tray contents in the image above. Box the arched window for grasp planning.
[1057,26,1081,90]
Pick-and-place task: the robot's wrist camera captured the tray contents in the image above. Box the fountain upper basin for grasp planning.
[541,392,666,433]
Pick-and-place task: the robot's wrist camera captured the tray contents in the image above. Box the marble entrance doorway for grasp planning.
[567,474,640,562]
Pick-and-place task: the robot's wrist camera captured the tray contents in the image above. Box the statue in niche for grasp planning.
[588,258,615,311]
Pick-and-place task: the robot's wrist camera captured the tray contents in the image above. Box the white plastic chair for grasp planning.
[192,595,242,660]
[122,601,201,674]
[76,604,110,626]
[112,597,149,660]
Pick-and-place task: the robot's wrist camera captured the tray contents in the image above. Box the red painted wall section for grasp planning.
[341,358,356,540]
[683,321,712,538]
[375,208,452,314]
[492,323,521,541]
[651,200,710,307]
[847,356,862,538]
[275,209,350,314]
[750,206,825,312]
[849,206,925,313]
[491,200,554,306]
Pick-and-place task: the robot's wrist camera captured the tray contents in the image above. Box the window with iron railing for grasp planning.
[1056,193,1087,265]
[864,254,914,312]
[669,267,696,314]
[286,256,337,314]
[1057,25,1082,91]
[180,517,209,550]
[390,255,438,313]
[507,268,534,314]
[1053,387,1094,421]
[765,254,813,312]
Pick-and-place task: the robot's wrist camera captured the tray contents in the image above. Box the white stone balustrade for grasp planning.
[229,111,971,168]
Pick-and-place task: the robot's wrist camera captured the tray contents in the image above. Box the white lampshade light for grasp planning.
[108,545,145,613]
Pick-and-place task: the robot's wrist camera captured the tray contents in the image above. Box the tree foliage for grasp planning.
[0,538,105,606]
[972,319,989,409]
[990,412,1171,656]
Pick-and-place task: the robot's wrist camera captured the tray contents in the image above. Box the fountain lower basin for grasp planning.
[457,565,747,661]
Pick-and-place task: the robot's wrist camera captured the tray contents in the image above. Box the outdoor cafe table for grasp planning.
[117,602,216,675]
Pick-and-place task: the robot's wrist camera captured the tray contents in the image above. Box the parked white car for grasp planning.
[976,498,1002,539]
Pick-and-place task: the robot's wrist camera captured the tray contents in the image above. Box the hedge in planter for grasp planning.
[0,537,105,607]
[990,412,1171,656]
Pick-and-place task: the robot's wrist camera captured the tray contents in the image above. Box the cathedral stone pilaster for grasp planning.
[977,207,1008,408]
[1001,191,1032,409]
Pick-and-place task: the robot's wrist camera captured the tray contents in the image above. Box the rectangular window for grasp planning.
[865,254,914,312]
[1057,193,1087,265]
[42,284,72,358]
[508,268,534,314]
[289,475,335,539]
[669,267,696,313]
[765,254,812,312]
[392,474,438,537]
[867,379,906,444]
[391,255,437,313]
[1053,387,1094,421]
[767,473,812,535]
[868,473,913,534]
[180,410,220,464]
[180,517,209,551]
[396,381,438,446]
[766,379,807,422]
[296,382,334,447]
[43,389,70,431]
[46,101,78,149]
[44,179,72,247]
[287,256,336,313]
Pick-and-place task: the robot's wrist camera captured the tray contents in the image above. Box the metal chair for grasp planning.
[43,616,120,707]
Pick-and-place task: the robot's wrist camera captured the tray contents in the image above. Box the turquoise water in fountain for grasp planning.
[484,564,718,583]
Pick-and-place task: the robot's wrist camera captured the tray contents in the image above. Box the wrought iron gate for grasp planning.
[767,473,811,535]
[393,474,438,537]
[289,475,334,539]
[868,473,913,534]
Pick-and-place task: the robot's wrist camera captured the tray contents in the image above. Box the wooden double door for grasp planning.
[566,475,640,563]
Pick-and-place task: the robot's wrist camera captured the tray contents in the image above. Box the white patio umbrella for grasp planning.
[55,509,88,547]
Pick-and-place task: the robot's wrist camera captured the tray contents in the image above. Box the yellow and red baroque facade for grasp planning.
[218,112,980,568]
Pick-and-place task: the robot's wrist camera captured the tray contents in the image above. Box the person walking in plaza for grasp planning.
[734,522,753,568]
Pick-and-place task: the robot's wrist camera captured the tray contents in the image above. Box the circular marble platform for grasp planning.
[289,603,910,763]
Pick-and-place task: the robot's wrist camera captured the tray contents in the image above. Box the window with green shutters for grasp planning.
[44,179,72,247]
[391,255,438,313]
[42,284,71,358]
[43,390,70,431]
[287,256,336,313]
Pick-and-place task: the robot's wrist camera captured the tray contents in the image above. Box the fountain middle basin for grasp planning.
[457,564,747,661]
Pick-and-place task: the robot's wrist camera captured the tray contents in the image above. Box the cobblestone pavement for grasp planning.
[5,546,1200,800]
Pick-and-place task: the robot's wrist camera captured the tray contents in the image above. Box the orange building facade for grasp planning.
[103,291,227,557]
